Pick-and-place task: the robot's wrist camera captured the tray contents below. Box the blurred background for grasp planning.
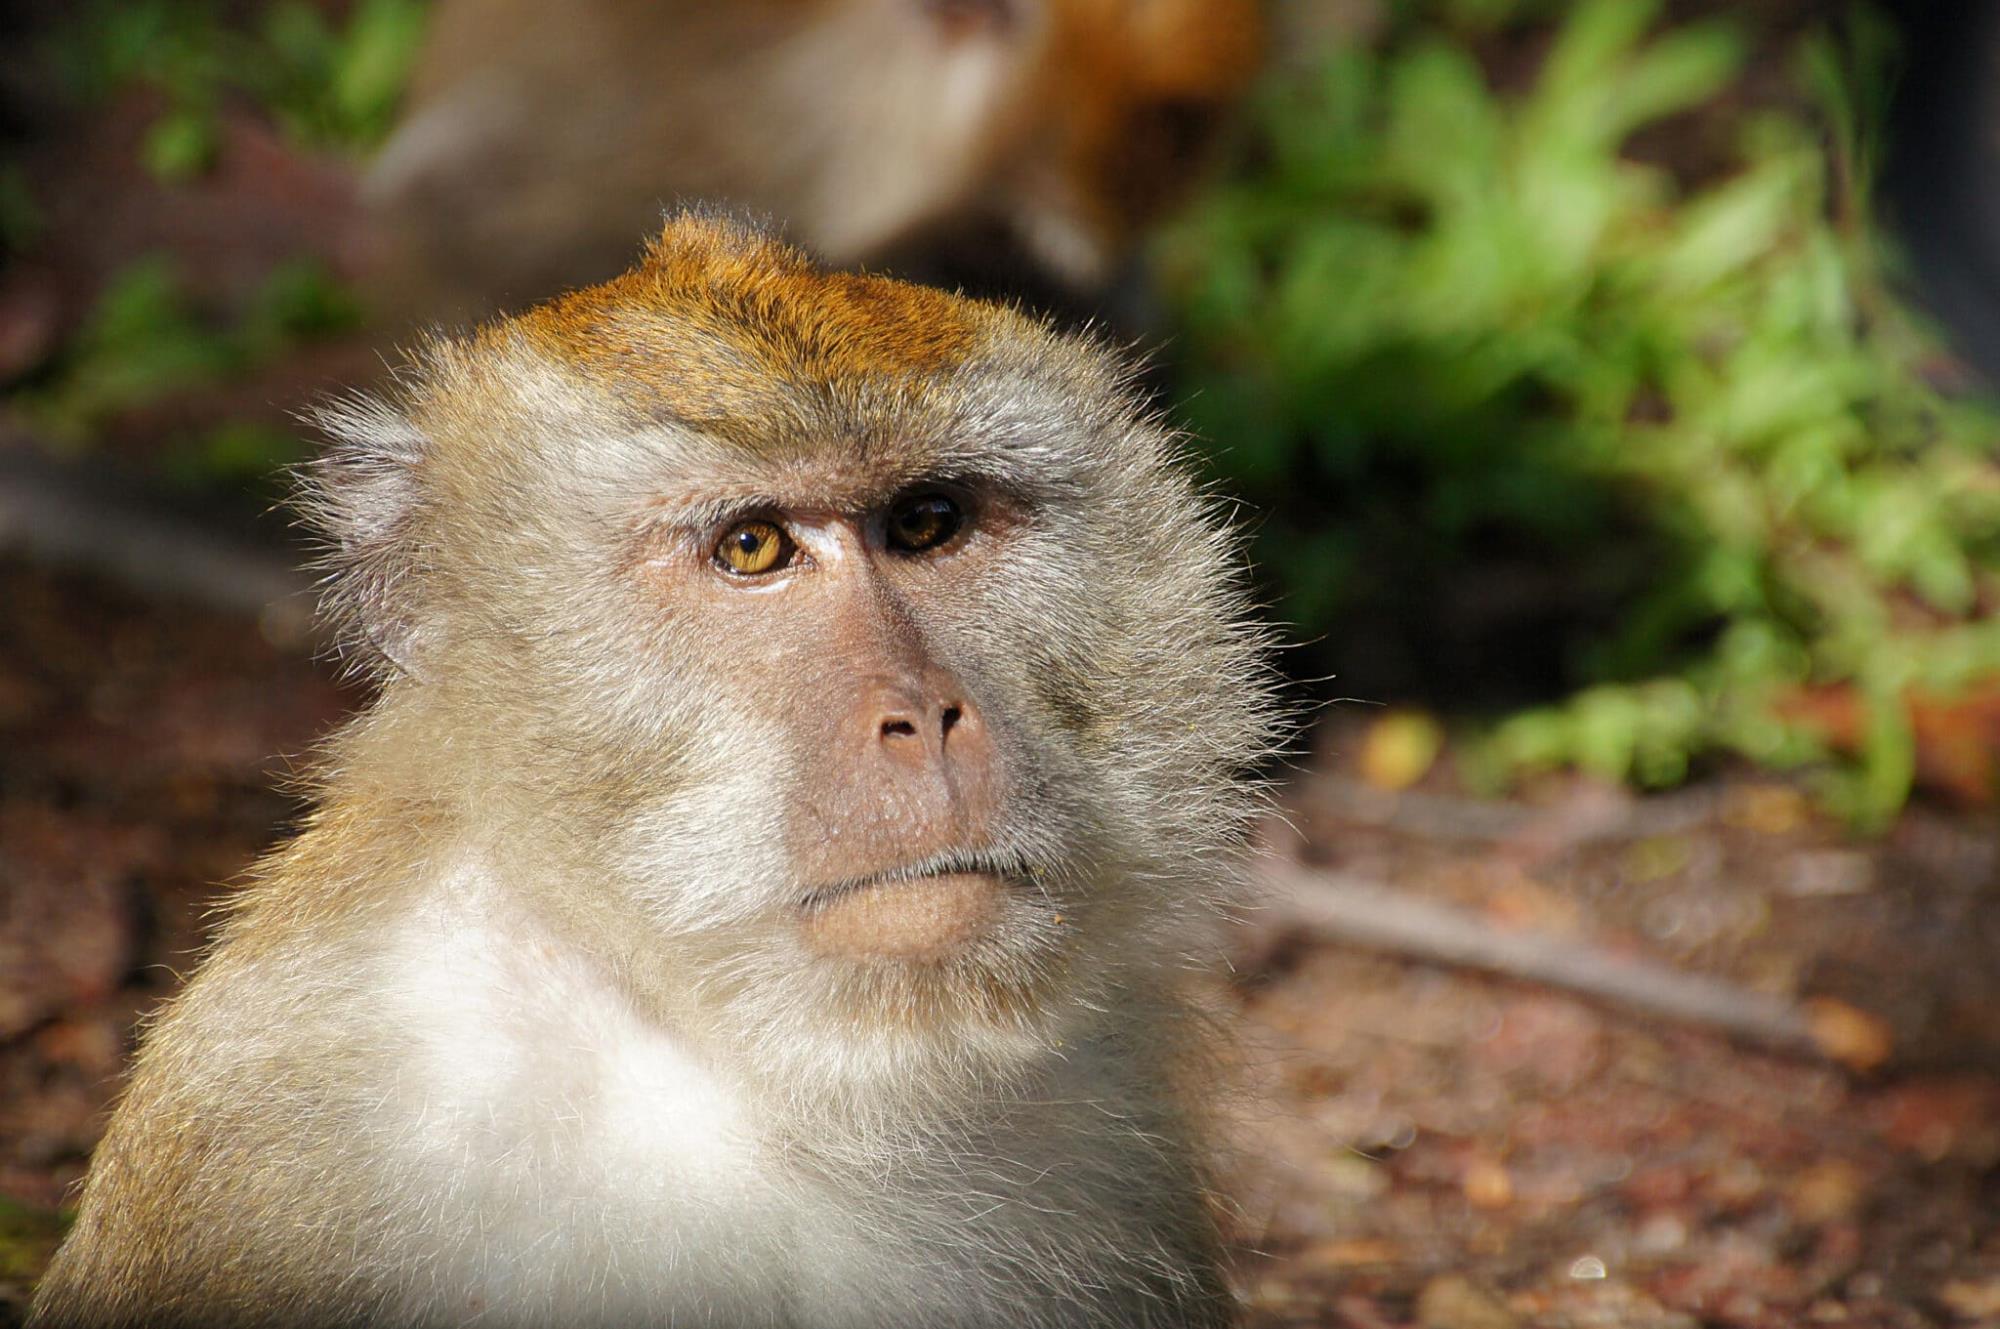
[2,1,1999,1324]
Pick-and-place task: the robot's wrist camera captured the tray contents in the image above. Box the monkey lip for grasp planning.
[799,857,1025,962]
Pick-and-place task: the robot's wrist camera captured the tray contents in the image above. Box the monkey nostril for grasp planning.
[881,718,919,740]
[940,705,963,737]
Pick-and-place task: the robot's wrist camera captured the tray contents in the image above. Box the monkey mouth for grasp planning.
[803,849,1035,904]
[797,851,1036,962]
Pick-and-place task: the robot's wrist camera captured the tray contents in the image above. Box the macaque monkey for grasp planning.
[31,213,1280,1328]
[363,0,1264,325]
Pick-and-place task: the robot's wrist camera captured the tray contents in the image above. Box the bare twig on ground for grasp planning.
[0,441,315,644]
[1257,861,1826,1060]
[1300,774,1721,847]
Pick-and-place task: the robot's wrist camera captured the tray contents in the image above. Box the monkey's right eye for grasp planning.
[715,520,794,575]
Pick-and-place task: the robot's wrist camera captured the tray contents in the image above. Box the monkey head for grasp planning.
[306,214,1277,1113]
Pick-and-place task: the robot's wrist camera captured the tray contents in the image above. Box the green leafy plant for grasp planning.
[256,0,432,150]
[49,0,429,179]
[0,164,41,258]
[1161,0,2000,822]
[18,255,361,464]
[22,257,244,438]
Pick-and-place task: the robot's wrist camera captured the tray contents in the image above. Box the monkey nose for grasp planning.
[873,690,972,759]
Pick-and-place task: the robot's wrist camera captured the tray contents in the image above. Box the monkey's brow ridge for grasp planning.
[639,469,1004,533]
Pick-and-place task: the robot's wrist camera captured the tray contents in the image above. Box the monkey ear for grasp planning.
[297,393,432,681]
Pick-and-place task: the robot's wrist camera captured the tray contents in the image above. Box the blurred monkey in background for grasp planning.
[364,0,1264,326]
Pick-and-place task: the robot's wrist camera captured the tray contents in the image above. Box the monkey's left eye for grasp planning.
[715,519,794,575]
[886,493,964,553]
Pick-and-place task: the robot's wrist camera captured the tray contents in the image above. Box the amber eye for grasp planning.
[886,493,964,553]
[715,519,793,575]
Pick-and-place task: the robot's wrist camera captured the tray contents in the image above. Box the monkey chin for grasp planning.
[799,871,1005,963]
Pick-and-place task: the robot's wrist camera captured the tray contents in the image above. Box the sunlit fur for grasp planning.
[31,215,1283,1329]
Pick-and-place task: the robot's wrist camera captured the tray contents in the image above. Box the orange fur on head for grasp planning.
[514,216,981,420]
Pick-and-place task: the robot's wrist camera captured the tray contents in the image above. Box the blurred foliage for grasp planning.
[17,255,361,447]
[162,419,314,488]
[49,0,428,178]
[0,166,44,260]
[1161,0,2000,822]
[0,1199,66,1282]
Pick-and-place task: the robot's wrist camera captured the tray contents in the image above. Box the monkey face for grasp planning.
[306,216,1277,1090]
[602,469,1109,1083]
[657,491,1022,964]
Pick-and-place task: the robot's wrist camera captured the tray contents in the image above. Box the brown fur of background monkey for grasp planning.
[29,213,1282,1328]
[363,0,1264,326]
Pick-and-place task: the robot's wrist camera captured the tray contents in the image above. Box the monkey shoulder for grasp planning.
[29,907,440,1324]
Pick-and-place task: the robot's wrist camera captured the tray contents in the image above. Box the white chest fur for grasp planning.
[380,884,801,1324]
[355,875,1201,1328]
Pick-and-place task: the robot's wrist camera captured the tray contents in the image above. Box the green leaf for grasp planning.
[140,106,220,182]
[331,0,430,141]
[1657,158,1801,293]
